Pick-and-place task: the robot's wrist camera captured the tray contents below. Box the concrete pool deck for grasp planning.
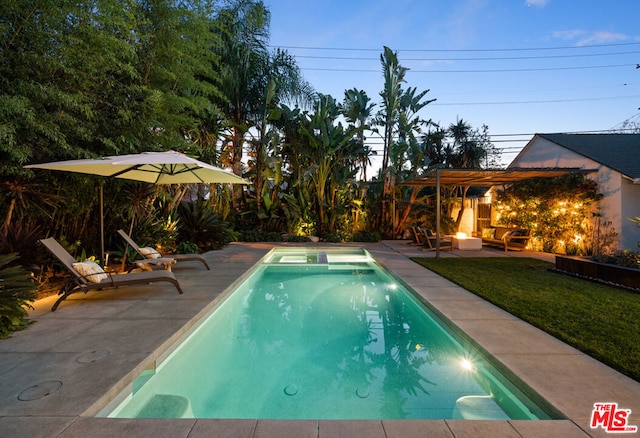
[0,241,638,437]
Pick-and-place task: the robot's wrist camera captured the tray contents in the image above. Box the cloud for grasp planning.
[575,31,629,46]
[551,30,629,46]
[551,30,587,41]
[525,0,549,7]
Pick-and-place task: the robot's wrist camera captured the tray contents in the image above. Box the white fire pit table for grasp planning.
[453,235,482,250]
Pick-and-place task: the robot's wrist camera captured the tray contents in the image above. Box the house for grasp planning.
[508,133,640,251]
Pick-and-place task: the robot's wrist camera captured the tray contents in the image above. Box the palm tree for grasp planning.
[445,119,490,231]
[251,50,314,211]
[342,88,376,180]
[212,1,313,209]
[448,118,485,168]
[212,0,270,207]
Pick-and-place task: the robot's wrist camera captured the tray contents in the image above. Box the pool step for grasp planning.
[137,394,194,418]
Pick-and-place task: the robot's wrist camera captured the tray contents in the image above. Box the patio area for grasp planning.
[0,241,637,438]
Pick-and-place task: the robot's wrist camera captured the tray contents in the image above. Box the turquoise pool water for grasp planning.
[104,247,555,420]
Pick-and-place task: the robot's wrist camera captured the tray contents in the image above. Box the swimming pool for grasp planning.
[101,247,557,420]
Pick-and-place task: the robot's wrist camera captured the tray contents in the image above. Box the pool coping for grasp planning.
[0,241,638,437]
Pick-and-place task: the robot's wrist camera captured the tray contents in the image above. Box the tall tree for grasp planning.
[213,0,270,199]
[389,87,435,235]
[422,119,497,231]
[249,49,314,212]
[1,0,219,172]
[342,88,376,181]
[378,46,407,174]
[212,0,312,208]
[298,94,364,234]
[133,0,221,151]
[1,0,224,255]
[376,46,407,233]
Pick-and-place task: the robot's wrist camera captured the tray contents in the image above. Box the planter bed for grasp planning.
[555,255,640,292]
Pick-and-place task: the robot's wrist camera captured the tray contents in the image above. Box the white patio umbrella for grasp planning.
[25,150,249,264]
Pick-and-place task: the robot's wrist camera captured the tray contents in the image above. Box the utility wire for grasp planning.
[269,41,640,52]
[433,95,640,105]
[292,50,640,62]
[301,64,635,73]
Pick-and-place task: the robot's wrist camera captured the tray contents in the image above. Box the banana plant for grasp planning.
[298,94,364,234]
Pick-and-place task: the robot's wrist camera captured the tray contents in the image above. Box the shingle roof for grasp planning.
[537,133,640,179]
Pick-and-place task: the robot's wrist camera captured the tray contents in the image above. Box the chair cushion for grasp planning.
[140,247,161,259]
[72,260,108,283]
[508,229,530,245]
[494,228,512,239]
[482,228,496,239]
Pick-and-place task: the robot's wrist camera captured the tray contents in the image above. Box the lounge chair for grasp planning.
[117,230,210,270]
[421,228,454,251]
[40,238,184,311]
[408,226,426,246]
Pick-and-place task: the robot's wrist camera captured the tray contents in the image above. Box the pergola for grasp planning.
[398,167,597,257]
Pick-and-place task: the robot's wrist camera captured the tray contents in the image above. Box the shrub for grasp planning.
[0,221,43,263]
[321,231,344,243]
[282,235,310,242]
[352,231,381,242]
[0,253,38,338]
[175,241,200,254]
[592,250,640,269]
[177,201,236,250]
[239,230,283,242]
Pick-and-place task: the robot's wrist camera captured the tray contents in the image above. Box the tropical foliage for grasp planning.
[0,254,37,338]
[493,173,605,254]
[1,0,504,310]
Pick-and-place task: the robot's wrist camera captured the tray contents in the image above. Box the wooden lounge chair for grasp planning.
[40,237,184,311]
[421,228,454,251]
[408,226,425,246]
[117,230,210,270]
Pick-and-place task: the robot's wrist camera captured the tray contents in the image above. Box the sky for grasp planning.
[264,0,640,170]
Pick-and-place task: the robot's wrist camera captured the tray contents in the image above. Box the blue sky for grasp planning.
[264,0,640,168]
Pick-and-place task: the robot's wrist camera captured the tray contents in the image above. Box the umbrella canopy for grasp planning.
[25,150,249,185]
[25,150,249,264]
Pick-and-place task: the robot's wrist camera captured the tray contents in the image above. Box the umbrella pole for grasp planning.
[100,182,105,268]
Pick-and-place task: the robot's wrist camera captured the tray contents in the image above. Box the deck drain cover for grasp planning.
[284,385,298,396]
[76,349,110,363]
[18,380,62,401]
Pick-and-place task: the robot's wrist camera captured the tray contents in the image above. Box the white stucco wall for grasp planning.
[510,136,629,249]
[621,178,640,250]
[450,198,475,236]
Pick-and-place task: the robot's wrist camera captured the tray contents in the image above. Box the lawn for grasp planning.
[412,257,640,383]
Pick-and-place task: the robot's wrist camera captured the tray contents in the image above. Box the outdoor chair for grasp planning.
[421,228,454,251]
[117,230,210,270]
[40,237,184,311]
[408,226,425,246]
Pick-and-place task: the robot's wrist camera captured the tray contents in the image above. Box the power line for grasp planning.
[292,50,640,62]
[300,64,635,74]
[433,94,640,105]
[269,41,640,53]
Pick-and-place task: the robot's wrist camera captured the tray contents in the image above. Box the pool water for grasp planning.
[104,247,555,420]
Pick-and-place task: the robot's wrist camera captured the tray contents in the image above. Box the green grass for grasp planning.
[412,257,640,382]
